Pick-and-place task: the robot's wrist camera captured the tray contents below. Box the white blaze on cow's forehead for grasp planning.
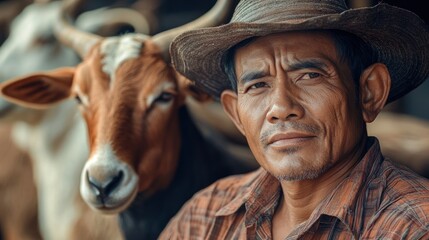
[100,34,148,83]
[146,82,175,110]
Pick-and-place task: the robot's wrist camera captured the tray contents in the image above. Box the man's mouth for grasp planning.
[268,132,316,148]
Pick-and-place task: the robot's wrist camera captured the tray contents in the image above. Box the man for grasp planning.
[160,0,429,239]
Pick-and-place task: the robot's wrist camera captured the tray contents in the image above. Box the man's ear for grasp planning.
[0,67,75,109]
[359,63,391,123]
[221,89,246,136]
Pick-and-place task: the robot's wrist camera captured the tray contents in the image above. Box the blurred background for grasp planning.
[0,0,427,240]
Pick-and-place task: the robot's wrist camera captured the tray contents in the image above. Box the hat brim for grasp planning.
[170,4,429,102]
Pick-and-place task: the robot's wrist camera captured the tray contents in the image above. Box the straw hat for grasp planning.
[170,0,429,102]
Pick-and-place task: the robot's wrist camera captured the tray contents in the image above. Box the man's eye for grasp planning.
[250,82,268,89]
[302,72,321,79]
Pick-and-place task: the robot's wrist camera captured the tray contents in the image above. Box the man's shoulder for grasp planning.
[369,159,429,230]
[159,169,263,239]
[382,158,429,197]
[352,159,429,238]
[190,168,263,207]
[364,190,429,238]
[172,168,264,219]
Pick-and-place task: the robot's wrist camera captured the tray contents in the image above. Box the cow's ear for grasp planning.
[176,73,211,102]
[0,67,75,109]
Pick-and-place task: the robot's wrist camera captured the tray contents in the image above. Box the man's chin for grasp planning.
[273,164,333,182]
[275,172,322,182]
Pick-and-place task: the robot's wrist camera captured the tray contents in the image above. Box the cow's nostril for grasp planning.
[87,170,124,201]
[104,170,124,196]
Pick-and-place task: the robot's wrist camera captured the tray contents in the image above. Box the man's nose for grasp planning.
[266,85,304,123]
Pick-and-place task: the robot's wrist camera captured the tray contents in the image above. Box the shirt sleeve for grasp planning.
[158,172,253,239]
[158,187,216,240]
[158,199,193,240]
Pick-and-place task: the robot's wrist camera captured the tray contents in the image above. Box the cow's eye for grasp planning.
[155,91,175,103]
[33,35,55,47]
[75,95,82,104]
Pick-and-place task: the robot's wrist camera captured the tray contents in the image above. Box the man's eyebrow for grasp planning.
[287,59,329,71]
[238,70,267,84]
[237,59,329,83]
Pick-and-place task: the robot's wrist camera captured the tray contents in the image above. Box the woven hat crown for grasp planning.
[232,0,348,23]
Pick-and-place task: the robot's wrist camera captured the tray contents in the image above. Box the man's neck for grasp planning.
[272,137,368,239]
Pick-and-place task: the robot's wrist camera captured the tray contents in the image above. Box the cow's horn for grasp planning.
[54,2,101,59]
[152,0,237,61]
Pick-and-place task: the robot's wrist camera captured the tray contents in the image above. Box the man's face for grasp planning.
[229,32,366,181]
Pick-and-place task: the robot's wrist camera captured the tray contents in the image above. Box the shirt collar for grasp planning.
[215,137,384,233]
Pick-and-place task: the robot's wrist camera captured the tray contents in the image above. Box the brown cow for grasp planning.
[0,0,256,238]
[0,1,152,239]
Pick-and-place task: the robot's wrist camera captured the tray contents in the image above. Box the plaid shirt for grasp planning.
[160,138,429,239]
